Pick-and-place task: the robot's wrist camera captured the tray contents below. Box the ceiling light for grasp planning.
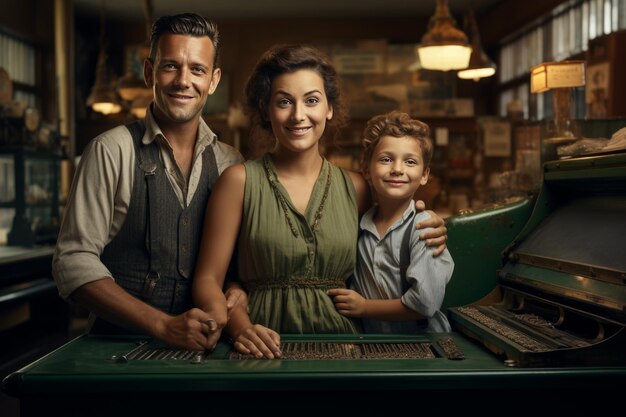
[417,0,472,71]
[86,0,121,115]
[457,9,496,81]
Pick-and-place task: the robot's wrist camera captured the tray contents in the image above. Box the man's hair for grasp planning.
[361,110,433,171]
[149,13,220,68]
[244,44,348,144]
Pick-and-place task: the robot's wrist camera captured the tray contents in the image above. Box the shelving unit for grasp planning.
[0,146,61,247]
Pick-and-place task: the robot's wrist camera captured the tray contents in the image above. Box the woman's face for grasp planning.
[267,69,333,154]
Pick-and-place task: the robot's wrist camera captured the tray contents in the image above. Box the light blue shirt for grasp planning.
[353,201,454,333]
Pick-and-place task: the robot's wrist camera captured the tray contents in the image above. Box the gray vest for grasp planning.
[100,121,218,318]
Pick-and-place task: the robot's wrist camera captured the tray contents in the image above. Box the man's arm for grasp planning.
[72,279,215,351]
[53,133,217,351]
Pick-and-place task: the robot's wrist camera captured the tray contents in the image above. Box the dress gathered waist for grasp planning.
[245,277,346,291]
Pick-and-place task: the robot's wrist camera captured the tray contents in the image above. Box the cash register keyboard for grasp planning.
[230,341,436,360]
[456,306,592,352]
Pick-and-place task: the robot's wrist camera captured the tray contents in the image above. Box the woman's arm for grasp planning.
[192,164,246,348]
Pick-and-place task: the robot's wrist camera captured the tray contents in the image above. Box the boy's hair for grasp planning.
[149,13,220,68]
[361,110,433,171]
[244,44,348,143]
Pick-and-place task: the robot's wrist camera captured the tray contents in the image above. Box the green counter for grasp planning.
[3,333,625,415]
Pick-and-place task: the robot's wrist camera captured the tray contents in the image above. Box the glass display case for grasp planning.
[0,146,61,246]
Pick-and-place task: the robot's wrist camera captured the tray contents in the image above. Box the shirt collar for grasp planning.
[360,200,416,237]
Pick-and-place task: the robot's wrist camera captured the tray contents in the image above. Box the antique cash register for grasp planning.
[449,151,626,367]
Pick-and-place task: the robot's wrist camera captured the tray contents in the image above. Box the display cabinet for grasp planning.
[0,146,61,247]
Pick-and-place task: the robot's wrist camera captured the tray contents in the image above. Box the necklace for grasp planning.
[263,154,332,238]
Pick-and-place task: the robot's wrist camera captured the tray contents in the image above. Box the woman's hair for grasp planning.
[244,44,348,144]
[361,110,433,171]
[149,13,220,69]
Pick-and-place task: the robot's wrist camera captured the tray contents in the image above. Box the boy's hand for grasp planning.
[414,200,447,257]
[327,288,367,318]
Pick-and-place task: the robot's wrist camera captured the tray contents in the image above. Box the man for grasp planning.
[53,14,242,351]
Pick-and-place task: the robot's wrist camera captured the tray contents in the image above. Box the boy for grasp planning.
[328,111,454,333]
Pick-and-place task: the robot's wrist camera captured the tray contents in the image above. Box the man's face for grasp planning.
[144,33,220,126]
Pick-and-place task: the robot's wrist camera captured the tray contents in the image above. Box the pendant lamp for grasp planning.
[117,0,153,118]
[86,0,122,115]
[457,9,497,81]
[417,0,472,71]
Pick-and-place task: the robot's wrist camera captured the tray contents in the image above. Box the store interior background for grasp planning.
[1,0,626,414]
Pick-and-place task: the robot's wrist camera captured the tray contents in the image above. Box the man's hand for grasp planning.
[157,307,225,352]
[327,288,367,318]
[414,200,448,257]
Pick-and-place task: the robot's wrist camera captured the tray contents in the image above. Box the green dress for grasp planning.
[238,154,359,333]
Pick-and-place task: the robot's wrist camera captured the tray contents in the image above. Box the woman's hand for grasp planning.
[327,288,367,318]
[224,282,249,316]
[232,324,281,359]
[414,200,448,257]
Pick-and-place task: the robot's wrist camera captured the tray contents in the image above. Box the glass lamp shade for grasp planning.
[86,84,122,115]
[417,0,471,71]
[457,50,496,80]
[418,44,472,71]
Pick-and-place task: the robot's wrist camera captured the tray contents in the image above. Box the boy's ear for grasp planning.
[420,167,430,185]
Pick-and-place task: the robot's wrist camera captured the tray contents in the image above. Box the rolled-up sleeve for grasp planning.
[401,225,454,319]
[52,132,131,299]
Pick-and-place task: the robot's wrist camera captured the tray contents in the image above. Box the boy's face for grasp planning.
[364,135,429,202]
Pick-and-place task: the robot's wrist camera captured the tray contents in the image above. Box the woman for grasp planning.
[192,44,447,359]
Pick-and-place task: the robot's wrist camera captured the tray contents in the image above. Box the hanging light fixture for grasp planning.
[117,0,153,118]
[417,0,472,71]
[86,0,122,115]
[457,9,497,81]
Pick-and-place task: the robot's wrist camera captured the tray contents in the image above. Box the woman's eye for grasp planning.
[277,98,291,107]
[306,97,320,105]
